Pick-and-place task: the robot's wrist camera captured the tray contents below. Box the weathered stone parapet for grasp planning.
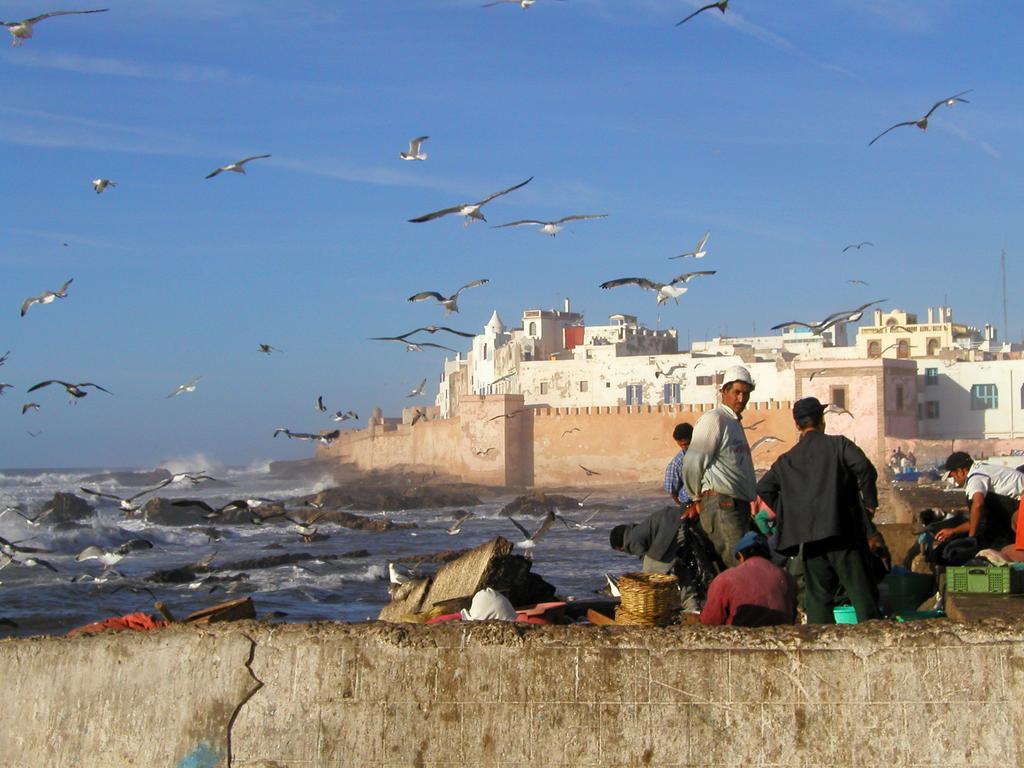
[4,619,1024,766]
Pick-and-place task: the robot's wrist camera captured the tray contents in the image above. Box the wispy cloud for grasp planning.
[6,50,256,87]
[937,122,1001,160]
[846,1,936,33]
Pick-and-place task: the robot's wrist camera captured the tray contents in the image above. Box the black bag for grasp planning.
[672,519,726,600]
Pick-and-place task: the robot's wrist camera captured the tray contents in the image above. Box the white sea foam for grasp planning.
[159,452,225,476]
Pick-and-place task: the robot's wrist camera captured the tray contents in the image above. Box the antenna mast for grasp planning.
[1002,248,1008,342]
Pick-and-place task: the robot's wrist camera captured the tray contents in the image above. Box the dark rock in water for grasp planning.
[306,481,482,513]
[261,543,285,550]
[80,469,171,487]
[287,507,416,532]
[145,548,371,584]
[501,492,582,517]
[147,565,199,584]
[40,492,95,523]
[140,497,253,526]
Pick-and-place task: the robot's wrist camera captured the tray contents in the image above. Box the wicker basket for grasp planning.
[617,572,680,623]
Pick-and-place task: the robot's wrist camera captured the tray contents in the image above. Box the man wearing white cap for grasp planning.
[682,365,757,567]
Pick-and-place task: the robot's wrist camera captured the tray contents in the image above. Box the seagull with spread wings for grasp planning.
[371,337,457,353]
[492,213,607,237]
[167,377,200,398]
[76,539,153,568]
[669,230,711,260]
[21,278,73,317]
[205,154,272,179]
[771,299,885,334]
[80,480,171,513]
[408,177,532,226]
[28,380,111,401]
[400,136,429,161]
[507,510,564,551]
[408,278,489,316]
[447,511,474,535]
[91,178,116,194]
[750,436,782,452]
[869,91,972,146]
[842,241,874,252]
[407,378,428,397]
[1,8,108,46]
[482,0,566,9]
[676,1,728,27]
[600,271,715,305]
[257,343,282,355]
[331,410,359,422]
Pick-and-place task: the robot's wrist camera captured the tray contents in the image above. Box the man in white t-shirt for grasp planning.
[936,452,1024,549]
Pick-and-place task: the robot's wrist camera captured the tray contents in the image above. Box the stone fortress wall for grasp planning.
[5,620,1024,767]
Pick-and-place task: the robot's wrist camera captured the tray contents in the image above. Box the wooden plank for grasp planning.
[944,592,1024,622]
[184,597,255,624]
[586,608,618,626]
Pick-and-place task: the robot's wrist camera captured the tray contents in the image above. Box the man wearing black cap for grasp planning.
[756,397,881,624]
[935,451,1024,550]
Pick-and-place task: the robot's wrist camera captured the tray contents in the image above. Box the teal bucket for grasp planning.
[833,605,858,624]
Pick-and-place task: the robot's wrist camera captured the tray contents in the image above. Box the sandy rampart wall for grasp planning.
[530,401,797,485]
[4,620,1024,767]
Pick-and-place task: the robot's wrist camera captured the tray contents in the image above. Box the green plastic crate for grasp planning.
[946,565,1024,594]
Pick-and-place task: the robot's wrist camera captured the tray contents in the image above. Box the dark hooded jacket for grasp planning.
[623,506,683,563]
[756,430,878,557]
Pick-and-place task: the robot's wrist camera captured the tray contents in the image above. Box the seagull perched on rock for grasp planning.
[21,278,73,316]
[91,178,116,194]
[492,214,607,237]
[400,136,429,161]
[408,178,532,226]
[1,8,108,46]
[669,231,711,260]
[28,380,111,401]
[599,271,715,305]
[389,562,413,585]
[167,377,200,398]
[205,154,271,179]
[408,279,489,316]
[869,91,972,146]
[676,1,727,27]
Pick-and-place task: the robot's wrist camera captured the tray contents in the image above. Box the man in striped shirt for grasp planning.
[664,422,694,507]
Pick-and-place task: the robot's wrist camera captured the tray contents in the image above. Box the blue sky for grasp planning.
[1,0,1021,468]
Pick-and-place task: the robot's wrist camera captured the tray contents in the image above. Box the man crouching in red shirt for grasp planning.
[700,531,797,626]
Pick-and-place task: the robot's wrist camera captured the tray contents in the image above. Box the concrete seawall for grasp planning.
[3,620,1024,767]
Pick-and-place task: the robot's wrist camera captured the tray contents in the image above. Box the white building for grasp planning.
[917,359,1024,440]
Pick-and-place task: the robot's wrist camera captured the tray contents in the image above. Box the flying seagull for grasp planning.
[22,402,40,414]
[80,480,171,513]
[20,278,73,316]
[846,279,869,286]
[676,1,728,27]
[492,214,607,237]
[28,380,112,401]
[273,428,340,445]
[869,91,972,146]
[370,337,457,353]
[206,154,271,179]
[167,377,200,398]
[0,505,47,526]
[91,178,116,194]
[257,343,281,354]
[599,271,716,305]
[331,410,359,422]
[669,231,711,260]
[408,278,489,316]
[482,0,566,8]
[750,436,782,452]
[1,9,108,46]
[487,408,527,422]
[315,395,327,412]
[771,299,886,334]
[0,351,8,366]
[562,427,581,437]
[507,510,562,551]
[447,511,474,535]
[75,539,153,568]
[842,241,874,252]
[407,378,428,397]
[825,403,853,417]
[400,136,429,161]
[474,447,495,456]
[579,465,601,477]
[0,383,11,395]
[655,363,687,379]
[408,177,532,226]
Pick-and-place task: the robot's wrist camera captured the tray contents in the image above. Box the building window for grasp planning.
[925,401,940,419]
[539,382,548,396]
[482,343,488,360]
[696,375,714,386]
[971,384,999,410]
[579,381,588,393]
[626,384,643,405]
[897,339,911,359]
[926,338,940,356]
[896,385,904,411]
[663,383,681,404]
[924,368,938,385]
[830,386,847,410]
[868,341,881,358]
[528,322,537,336]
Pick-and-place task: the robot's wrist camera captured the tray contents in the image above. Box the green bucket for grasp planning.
[833,605,858,624]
